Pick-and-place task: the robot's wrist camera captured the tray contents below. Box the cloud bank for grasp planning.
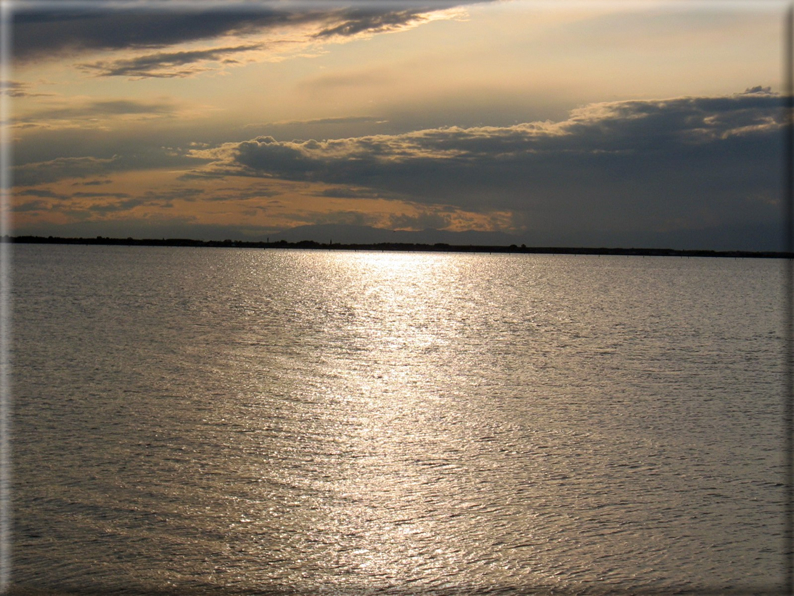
[12,89,784,250]
[188,90,782,236]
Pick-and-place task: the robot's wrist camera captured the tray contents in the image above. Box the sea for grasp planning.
[9,243,787,594]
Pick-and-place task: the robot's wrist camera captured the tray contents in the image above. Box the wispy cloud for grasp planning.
[255,115,387,128]
[14,97,203,132]
[312,7,433,38]
[0,80,50,98]
[80,43,264,78]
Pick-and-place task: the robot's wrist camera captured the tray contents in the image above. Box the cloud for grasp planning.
[13,156,120,186]
[13,2,483,74]
[306,209,382,228]
[77,179,113,186]
[317,187,382,199]
[312,7,434,39]
[0,80,50,98]
[17,99,183,128]
[743,86,773,95]
[12,137,213,185]
[140,187,206,203]
[80,43,264,78]
[86,198,147,213]
[190,91,783,235]
[258,116,387,128]
[13,200,49,213]
[15,188,68,200]
[12,6,304,62]
[12,185,178,219]
[72,191,131,199]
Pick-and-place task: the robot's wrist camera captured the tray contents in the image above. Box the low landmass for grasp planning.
[6,235,791,259]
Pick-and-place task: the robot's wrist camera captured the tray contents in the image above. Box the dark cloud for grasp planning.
[306,210,380,227]
[13,156,120,186]
[744,86,773,95]
[318,187,382,199]
[12,146,209,186]
[13,200,49,213]
[198,185,282,201]
[13,2,486,64]
[81,43,264,78]
[236,136,326,177]
[310,1,484,37]
[312,7,431,38]
[207,92,783,239]
[87,198,147,213]
[13,119,235,170]
[386,210,457,231]
[12,131,214,185]
[72,191,131,198]
[14,196,147,216]
[13,187,157,214]
[12,6,301,62]
[16,188,68,200]
[77,179,113,186]
[141,187,206,203]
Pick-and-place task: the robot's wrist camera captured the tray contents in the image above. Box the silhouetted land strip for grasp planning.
[7,235,791,259]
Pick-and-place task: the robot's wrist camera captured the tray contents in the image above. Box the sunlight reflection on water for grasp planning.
[11,245,785,594]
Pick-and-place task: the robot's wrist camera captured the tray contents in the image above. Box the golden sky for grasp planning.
[7,0,788,249]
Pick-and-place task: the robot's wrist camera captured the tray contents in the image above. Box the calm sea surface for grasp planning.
[10,244,786,594]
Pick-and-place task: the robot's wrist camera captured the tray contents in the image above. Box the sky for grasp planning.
[5,0,790,249]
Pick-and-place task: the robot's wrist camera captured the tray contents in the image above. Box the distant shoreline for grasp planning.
[6,235,791,259]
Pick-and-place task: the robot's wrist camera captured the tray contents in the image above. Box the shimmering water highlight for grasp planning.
[11,245,785,594]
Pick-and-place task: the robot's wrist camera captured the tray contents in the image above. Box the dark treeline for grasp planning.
[6,235,791,259]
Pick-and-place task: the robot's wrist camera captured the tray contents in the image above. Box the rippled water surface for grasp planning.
[11,245,785,594]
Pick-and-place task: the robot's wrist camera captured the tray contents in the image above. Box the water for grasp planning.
[10,244,786,594]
